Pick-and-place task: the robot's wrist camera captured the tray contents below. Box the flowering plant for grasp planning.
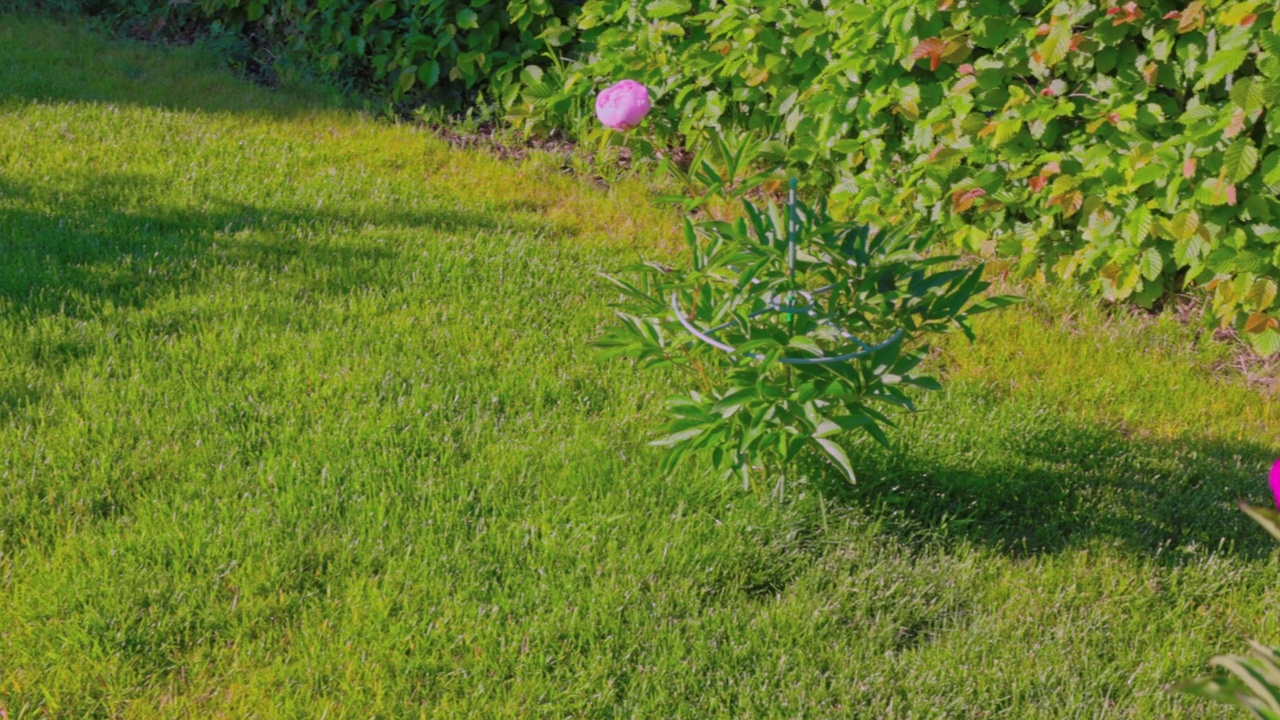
[596,140,1016,494]
[595,80,651,131]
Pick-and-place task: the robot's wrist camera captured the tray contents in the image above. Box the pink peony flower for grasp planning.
[1271,458,1280,509]
[596,80,651,131]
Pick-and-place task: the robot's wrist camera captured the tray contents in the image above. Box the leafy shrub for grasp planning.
[521,0,1280,353]
[1181,502,1280,717]
[45,0,1280,351]
[596,140,1013,493]
[54,0,582,107]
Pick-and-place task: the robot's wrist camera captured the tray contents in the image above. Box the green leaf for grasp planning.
[1247,328,1280,356]
[456,8,479,29]
[1224,140,1260,183]
[1139,247,1164,281]
[1196,48,1247,89]
[1131,164,1165,188]
[645,0,691,18]
[650,427,704,447]
[1040,21,1072,67]
[1231,76,1266,112]
[1125,205,1154,243]
[398,68,416,93]
[1197,178,1235,206]
[787,335,823,355]
[1239,502,1280,540]
[417,60,441,87]
[814,437,856,483]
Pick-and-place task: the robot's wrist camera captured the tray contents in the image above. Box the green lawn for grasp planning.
[1,13,1278,718]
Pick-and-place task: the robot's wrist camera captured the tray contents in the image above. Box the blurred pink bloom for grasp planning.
[1270,459,1280,509]
[596,80,651,131]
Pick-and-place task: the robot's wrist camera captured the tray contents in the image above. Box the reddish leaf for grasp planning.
[1111,1,1142,25]
[952,188,986,212]
[1047,190,1083,217]
[1183,158,1196,179]
[1224,108,1246,139]
[1245,312,1272,334]
[1177,1,1204,32]
[910,38,945,71]
[1143,62,1158,84]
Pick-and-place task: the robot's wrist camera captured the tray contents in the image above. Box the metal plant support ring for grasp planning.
[670,292,903,364]
[670,178,903,366]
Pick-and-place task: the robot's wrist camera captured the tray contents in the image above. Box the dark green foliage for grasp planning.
[47,0,580,108]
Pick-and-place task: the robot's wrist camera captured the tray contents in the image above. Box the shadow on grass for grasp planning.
[0,171,560,320]
[810,411,1280,561]
[0,13,337,119]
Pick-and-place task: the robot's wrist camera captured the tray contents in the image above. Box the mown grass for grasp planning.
[1,13,1278,718]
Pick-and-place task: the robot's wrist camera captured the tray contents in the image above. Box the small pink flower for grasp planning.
[596,80,651,131]
[957,63,975,75]
[1271,459,1280,509]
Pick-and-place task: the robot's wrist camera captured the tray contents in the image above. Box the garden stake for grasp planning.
[786,178,797,326]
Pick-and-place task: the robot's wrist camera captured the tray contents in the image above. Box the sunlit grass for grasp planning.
[0,13,1277,718]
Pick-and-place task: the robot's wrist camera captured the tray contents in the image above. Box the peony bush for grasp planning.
[596,131,1016,493]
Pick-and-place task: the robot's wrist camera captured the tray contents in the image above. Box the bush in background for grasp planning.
[531,0,1280,354]
[21,0,1280,353]
[26,0,582,109]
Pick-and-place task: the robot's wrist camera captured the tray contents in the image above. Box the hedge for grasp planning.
[43,0,1280,353]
